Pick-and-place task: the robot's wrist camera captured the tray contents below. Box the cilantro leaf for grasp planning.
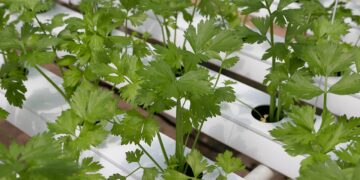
[0,107,9,119]
[48,110,81,136]
[298,160,348,180]
[235,0,265,15]
[126,149,144,163]
[25,51,56,66]
[186,150,208,178]
[328,74,360,95]
[70,81,118,123]
[282,72,323,100]
[111,110,159,145]
[0,133,81,179]
[142,167,158,180]
[0,60,28,107]
[162,169,189,180]
[216,150,244,174]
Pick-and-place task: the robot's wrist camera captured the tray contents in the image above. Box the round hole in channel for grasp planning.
[251,105,284,123]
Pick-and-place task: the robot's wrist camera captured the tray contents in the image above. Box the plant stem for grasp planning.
[155,15,167,45]
[182,0,198,49]
[157,132,169,165]
[34,65,69,103]
[126,166,141,177]
[236,97,263,119]
[174,12,178,44]
[268,11,277,122]
[276,91,282,122]
[138,144,164,172]
[191,67,223,150]
[323,76,328,114]
[175,98,185,170]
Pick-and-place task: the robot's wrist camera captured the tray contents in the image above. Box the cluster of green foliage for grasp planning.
[235,0,360,179]
[2,0,360,179]
[0,0,245,179]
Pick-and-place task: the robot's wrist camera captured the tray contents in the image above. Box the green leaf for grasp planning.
[329,74,360,95]
[251,17,270,36]
[221,57,239,69]
[277,0,296,10]
[70,81,118,123]
[25,51,56,66]
[0,133,81,179]
[312,17,349,41]
[270,106,317,156]
[186,150,208,178]
[142,167,158,180]
[57,55,77,66]
[139,60,178,98]
[215,150,244,174]
[299,160,348,180]
[262,43,289,61]
[282,72,323,99]
[126,149,143,163]
[177,69,212,97]
[208,30,243,53]
[71,127,108,150]
[0,26,20,50]
[48,110,81,136]
[235,0,265,15]
[0,107,9,119]
[162,169,189,180]
[129,12,147,26]
[294,42,353,76]
[63,67,82,88]
[108,173,126,180]
[0,60,28,107]
[185,19,218,53]
[111,110,159,145]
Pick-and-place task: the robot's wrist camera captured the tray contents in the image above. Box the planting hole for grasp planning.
[177,163,204,178]
[251,105,284,123]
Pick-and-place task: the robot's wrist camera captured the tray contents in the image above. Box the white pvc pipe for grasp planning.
[244,165,276,180]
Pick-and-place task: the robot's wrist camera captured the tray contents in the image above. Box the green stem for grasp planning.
[323,76,328,114]
[182,0,198,49]
[191,67,223,150]
[126,166,141,177]
[175,98,185,170]
[276,91,282,122]
[157,132,169,165]
[174,12,178,44]
[155,16,167,44]
[34,65,69,103]
[236,97,263,120]
[268,11,277,122]
[139,144,164,172]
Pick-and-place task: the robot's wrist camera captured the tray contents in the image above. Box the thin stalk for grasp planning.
[184,133,190,146]
[157,132,169,165]
[155,16,167,44]
[34,16,47,34]
[268,13,277,122]
[139,144,164,172]
[355,34,360,46]
[276,91,282,122]
[236,97,263,119]
[323,76,328,114]
[182,0,198,49]
[126,166,141,177]
[34,65,69,102]
[175,98,185,171]
[191,67,223,150]
[164,23,171,45]
[174,12,178,44]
